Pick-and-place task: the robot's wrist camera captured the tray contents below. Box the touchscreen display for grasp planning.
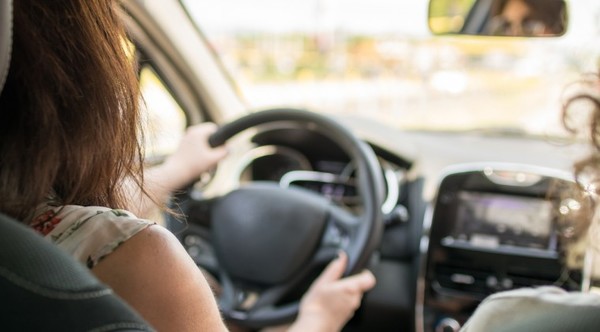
[449,191,555,251]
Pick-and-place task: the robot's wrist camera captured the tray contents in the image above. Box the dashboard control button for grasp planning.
[450,273,475,285]
[502,278,514,289]
[436,318,461,332]
[486,275,498,288]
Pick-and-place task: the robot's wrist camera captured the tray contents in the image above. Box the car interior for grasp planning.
[2,0,600,331]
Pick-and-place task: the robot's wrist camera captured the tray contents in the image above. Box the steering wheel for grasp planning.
[170,108,384,328]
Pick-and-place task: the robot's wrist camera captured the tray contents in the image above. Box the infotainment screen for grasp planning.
[447,191,556,252]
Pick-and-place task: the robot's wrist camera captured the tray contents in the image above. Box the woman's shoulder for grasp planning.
[31,204,154,268]
[461,286,600,331]
[91,220,228,331]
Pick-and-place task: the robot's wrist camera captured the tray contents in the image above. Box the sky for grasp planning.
[182,0,431,36]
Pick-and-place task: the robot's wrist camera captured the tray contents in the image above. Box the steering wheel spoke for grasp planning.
[218,271,304,327]
[311,204,363,267]
[220,281,284,312]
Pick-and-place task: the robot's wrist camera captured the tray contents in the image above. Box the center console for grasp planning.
[418,164,582,332]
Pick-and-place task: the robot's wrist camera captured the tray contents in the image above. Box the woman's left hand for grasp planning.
[163,122,228,188]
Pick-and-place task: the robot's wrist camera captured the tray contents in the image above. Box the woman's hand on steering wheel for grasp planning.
[290,251,376,332]
[131,123,227,218]
[163,122,228,190]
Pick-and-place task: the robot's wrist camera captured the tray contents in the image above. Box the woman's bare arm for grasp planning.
[92,225,228,331]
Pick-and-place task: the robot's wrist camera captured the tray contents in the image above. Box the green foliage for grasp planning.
[429,0,477,18]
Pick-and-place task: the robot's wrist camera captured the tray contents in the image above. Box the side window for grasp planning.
[139,66,187,162]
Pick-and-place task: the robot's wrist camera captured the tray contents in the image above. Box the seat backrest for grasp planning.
[0,213,154,331]
[0,1,153,330]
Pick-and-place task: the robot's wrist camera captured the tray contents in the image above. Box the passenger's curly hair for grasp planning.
[559,73,600,260]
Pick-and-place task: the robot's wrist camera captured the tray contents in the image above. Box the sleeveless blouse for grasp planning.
[30,205,153,268]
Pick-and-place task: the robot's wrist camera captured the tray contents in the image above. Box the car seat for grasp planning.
[0,1,153,330]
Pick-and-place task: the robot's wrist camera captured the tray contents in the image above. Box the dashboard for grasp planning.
[233,127,409,217]
[172,118,590,332]
[419,164,586,332]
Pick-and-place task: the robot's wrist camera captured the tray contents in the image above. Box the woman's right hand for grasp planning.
[289,252,376,332]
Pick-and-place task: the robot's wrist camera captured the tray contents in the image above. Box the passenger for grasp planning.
[0,1,375,331]
[486,0,566,36]
[460,75,600,331]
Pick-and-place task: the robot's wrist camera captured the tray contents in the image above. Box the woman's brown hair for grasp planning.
[0,0,144,220]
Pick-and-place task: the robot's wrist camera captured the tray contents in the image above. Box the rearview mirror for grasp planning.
[429,0,568,37]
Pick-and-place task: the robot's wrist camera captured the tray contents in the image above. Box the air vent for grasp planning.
[433,264,571,299]
[433,265,492,297]
[506,272,562,289]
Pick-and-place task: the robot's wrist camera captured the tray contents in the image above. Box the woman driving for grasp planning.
[0,0,375,331]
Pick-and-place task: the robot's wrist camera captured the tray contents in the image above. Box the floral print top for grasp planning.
[30,205,153,268]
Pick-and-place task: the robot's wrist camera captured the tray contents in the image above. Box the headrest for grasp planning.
[0,0,13,94]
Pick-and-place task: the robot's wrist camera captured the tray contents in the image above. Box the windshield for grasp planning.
[181,0,600,138]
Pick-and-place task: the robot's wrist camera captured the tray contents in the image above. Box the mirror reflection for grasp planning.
[429,0,568,37]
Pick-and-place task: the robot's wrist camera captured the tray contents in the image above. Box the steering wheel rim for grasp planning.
[180,108,384,328]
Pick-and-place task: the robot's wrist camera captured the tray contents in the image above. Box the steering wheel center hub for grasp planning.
[212,183,329,285]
